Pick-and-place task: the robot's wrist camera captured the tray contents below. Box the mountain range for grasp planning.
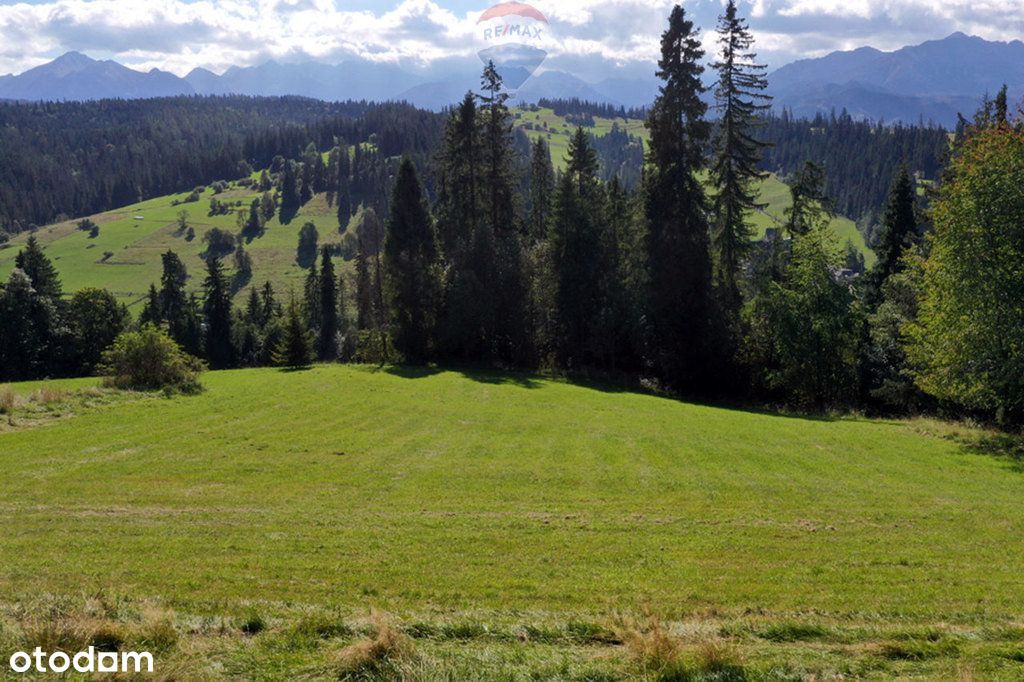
[768,32,1024,125]
[1,32,1021,127]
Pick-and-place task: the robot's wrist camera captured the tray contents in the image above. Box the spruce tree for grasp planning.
[785,161,830,237]
[0,268,55,381]
[297,222,319,268]
[202,256,236,369]
[260,281,276,325]
[337,146,352,229]
[434,93,493,361]
[479,63,529,363]
[354,208,385,333]
[158,251,196,352]
[14,236,62,300]
[527,137,555,244]
[383,156,440,364]
[551,129,606,367]
[644,4,718,393]
[139,284,162,326]
[304,257,321,332]
[710,0,771,308]
[317,247,339,360]
[273,294,314,368]
[279,160,300,220]
[868,166,918,303]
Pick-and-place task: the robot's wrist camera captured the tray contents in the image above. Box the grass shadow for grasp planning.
[954,431,1024,473]
[381,364,543,389]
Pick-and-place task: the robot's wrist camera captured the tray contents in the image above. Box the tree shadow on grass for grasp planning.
[953,431,1024,473]
[381,364,543,389]
[363,363,922,427]
[279,366,314,373]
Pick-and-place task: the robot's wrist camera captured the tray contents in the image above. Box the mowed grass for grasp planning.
[1,366,1023,677]
[0,186,347,308]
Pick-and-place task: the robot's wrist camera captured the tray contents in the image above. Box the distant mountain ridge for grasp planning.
[0,50,634,109]
[2,32,1023,126]
[767,32,1024,125]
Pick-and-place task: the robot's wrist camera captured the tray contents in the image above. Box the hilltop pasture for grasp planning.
[1,366,1022,678]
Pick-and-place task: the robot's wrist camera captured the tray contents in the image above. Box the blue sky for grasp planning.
[0,0,1021,79]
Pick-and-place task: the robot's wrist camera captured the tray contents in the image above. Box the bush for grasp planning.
[100,325,205,394]
[203,227,235,259]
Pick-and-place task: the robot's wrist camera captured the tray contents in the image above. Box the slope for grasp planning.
[0,365,1022,677]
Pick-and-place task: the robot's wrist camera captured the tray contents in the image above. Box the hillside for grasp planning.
[0,108,873,308]
[1,366,1023,677]
[0,183,346,308]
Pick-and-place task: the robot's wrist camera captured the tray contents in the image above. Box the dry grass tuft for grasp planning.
[333,612,417,678]
[0,386,16,415]
[135,608,179,654]
[616,614,686,674]
[31,387,68,405]
[24,616,126,653]
[695,639,744,675]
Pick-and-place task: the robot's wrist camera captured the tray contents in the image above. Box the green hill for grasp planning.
[0,184,347,308]
[1,366,1022,678]
[0,113,873,308]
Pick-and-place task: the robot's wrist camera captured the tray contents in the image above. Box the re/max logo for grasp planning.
[482,24,543,41]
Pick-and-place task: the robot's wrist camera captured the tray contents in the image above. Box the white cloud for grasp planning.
[0,0,1019,76]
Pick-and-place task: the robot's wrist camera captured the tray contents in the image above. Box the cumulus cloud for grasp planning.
[0,0,1019,77]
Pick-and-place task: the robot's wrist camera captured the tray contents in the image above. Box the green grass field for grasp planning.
[0,185,347,309]
[1,366,1022,678]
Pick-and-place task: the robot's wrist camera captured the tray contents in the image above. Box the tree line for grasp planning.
[0,96,442,237]
[2,2,1022,426]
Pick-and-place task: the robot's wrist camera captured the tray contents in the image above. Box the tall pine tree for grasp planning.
[644,4,718,394]
[710,0,771,308]
[867,166,917,304]
[551,128,606,367]
[203,257,235,369]
[317,247,339,360]
[383,157,440,364]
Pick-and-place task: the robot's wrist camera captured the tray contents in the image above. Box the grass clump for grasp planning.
[566,620,621,645]
[134,608,179,654]
[333,613,417,679]
[238,612,266,636]
[0,386,17,426]
[24,616,126,653]
[292,614,353,641]
[755,621,833,643]
[877,636,960,661]
[618,615,688,678]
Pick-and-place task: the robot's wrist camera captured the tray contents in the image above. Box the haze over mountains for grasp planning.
[1,32,1021,127]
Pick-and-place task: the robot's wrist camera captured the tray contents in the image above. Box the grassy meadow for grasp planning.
[0,185,347,310]
[1,365,1022,678]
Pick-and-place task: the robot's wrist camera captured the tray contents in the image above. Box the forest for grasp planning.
[1,1,1022,427]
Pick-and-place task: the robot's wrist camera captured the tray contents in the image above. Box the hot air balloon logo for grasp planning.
[476,2,550,92]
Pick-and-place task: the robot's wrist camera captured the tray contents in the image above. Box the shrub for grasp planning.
[100,325,205,394]
[203,227,235,259]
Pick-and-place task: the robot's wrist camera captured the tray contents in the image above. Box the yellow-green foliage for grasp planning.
[908,126,1024,421]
